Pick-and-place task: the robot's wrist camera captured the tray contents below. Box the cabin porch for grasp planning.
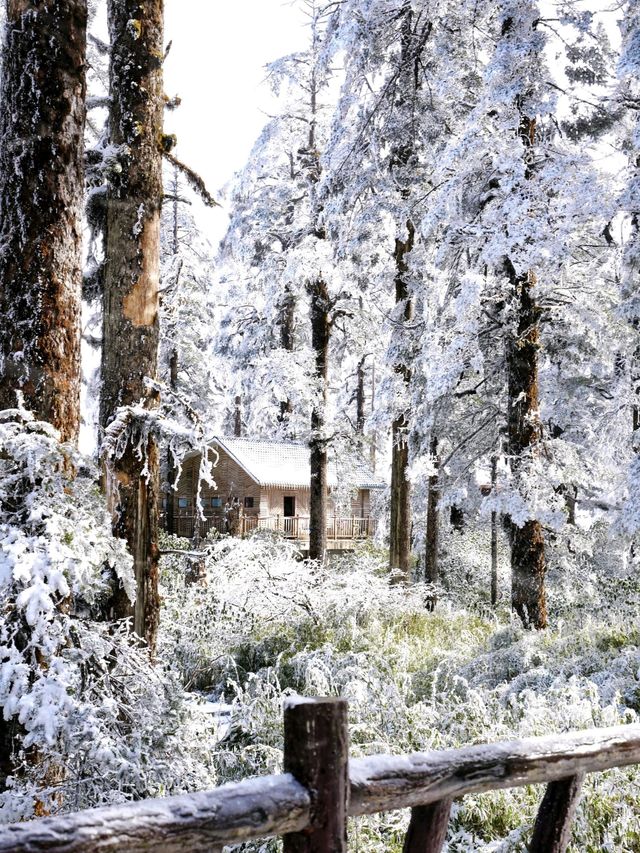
[163,510,377,546]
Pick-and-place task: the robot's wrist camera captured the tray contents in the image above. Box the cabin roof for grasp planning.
[213,436,385,491]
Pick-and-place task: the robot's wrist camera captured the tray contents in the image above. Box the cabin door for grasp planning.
[283,496,296,537]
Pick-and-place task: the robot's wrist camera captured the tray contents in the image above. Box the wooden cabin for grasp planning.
[162,436,384,548]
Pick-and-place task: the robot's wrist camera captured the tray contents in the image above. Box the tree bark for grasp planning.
[0,0,87,443]
[425,435,440,585]
[501,18,547,629]
[279,285,296,425]
[308,279,330,562]
[505,258,546,629]
[234,395,242,437]
[100,0,164,650]
[356,356,366,434]
[490,453,499,606]
[389,223,415,579]
[165,347,178,536]
[387,8,429,580]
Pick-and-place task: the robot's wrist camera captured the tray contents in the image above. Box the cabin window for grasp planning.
[244,497,254,509]
[284,496,295,517]
[178,497,190,509]
[211,497,222,508]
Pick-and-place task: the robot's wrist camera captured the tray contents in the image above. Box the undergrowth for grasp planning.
[158,524,640,851]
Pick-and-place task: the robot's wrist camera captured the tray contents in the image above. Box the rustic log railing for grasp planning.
[2,698,640,852]
[163,513,377,542]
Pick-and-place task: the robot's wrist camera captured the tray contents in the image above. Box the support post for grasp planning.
[283,697,349,852]
[402,799,453,853]
[529,773,584,853]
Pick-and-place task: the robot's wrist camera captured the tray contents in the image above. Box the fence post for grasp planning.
[529,773,585,853]
[402,800,453,852]
[283,697,349,852]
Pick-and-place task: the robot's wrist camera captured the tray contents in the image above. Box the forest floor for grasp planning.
[159,522,640,852]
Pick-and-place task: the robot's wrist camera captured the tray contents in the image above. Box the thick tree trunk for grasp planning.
[308,279,330,562]
[0,0,87,443]
[100,0,164,650]
[0,1,87,806]
[425,435,440,585]
[500,17,546,630]
[506,261,546,629]
[389,224,415,579]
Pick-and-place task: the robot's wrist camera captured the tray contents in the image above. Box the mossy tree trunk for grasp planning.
[100,0,164,651]
[0,0,87,443]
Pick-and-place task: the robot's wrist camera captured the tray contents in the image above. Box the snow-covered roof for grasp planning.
[213,436,384,490]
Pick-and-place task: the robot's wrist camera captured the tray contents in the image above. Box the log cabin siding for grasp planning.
[175,447,260,515]
[172,448,372,522]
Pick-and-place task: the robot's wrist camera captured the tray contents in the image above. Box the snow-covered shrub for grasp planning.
[159,532,640,852]
[0,409,214,822]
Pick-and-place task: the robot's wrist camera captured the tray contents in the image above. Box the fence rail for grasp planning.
[2,699,640,852]
[164,513,377,542]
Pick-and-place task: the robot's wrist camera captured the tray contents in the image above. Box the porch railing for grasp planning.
[162,513,377,542]
[2,698,640,853]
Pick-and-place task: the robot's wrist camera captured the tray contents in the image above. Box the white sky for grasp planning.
[163,1,308,248]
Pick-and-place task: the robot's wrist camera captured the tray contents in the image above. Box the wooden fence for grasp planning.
[1,698,640,852]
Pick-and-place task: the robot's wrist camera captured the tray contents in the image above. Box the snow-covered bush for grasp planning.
[159,531,640,851]
[0,408,213,821]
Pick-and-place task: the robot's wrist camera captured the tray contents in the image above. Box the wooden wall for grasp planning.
[174,447,373,519]
[175,447,260,515]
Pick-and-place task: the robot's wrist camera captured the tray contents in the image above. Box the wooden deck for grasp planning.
[163,512,377,544]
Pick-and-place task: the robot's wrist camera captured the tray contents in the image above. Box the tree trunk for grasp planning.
[279,286,296,425]
[370,361,377,470]
[0,0,87,443]
[490,454,499,606]
[0,1,87,800]
[505,260,546,629]
[234,395,242,437]
[100,0,164,650]
[425,435,440,585]
[500,20,547,629]
[308,279,330,562]
[356,356,366,434]
[165,347,178,536]
[389,223,415,579]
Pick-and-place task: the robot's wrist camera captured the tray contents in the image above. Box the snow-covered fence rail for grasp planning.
[1,698,640,853]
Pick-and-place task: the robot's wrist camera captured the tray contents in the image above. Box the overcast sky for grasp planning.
[163,1,308,247]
